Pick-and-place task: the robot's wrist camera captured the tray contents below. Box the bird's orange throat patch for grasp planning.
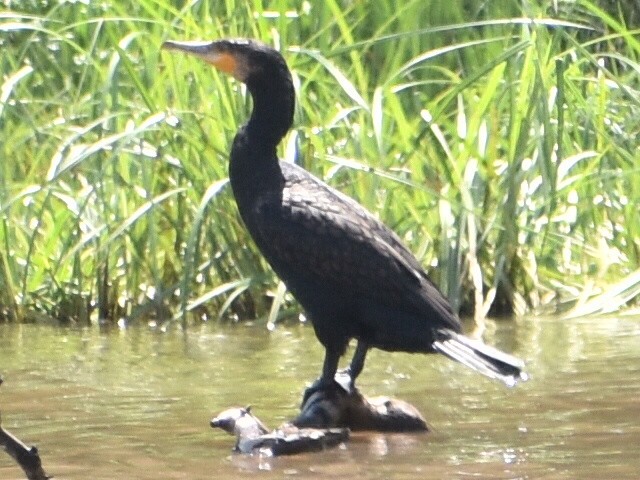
[208,53,237,76]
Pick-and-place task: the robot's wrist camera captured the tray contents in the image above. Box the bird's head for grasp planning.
[162,38,288,88]
[162,38,295,144]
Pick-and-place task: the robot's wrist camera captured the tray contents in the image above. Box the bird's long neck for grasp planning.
[245,72,295,149]
[228,69,295,209]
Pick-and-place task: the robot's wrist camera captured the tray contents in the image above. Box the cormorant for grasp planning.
[162,39,526,395]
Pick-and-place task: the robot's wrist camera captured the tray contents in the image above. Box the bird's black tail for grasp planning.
[433,329,527,387]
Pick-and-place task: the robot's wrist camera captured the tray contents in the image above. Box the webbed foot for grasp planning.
[301,369,358,408]
[301,377,344,408]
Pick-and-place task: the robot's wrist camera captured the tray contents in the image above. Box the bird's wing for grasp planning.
[251,162,457,327]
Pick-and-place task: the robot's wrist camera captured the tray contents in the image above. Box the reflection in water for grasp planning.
[0,317,638,479]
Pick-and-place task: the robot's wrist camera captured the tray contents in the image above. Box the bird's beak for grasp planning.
[162,40,238,77]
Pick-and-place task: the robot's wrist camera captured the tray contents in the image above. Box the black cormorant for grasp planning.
[162,39,526,395]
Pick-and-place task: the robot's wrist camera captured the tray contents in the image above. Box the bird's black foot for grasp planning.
[301,370,357,408]
[301,377,345,408]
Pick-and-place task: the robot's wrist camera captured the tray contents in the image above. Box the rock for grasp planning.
[293,383,428,432]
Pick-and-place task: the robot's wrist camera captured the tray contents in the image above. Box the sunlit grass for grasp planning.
[1,0,638,324]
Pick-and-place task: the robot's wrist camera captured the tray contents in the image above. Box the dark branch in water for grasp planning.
[0,379,51,480]
[210,384,427,455]
[211,405,349,455]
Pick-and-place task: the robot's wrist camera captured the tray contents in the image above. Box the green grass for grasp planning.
[1,0,639,325]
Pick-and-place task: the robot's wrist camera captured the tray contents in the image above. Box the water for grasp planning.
[0,316,638,479]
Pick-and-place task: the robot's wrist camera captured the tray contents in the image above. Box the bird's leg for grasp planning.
[349,340,368,382]
[301,348,340,406]
[320,348,341,385]
[336,341,368,393]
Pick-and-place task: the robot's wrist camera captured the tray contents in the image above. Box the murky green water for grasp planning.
[1,316,638,479]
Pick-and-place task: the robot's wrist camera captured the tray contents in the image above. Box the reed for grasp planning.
[1,0,638,324]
